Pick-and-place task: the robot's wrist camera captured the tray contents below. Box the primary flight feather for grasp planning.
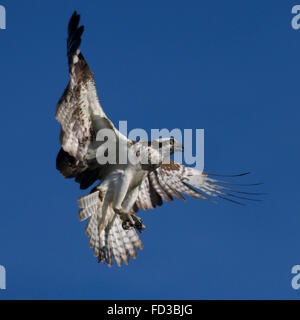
[56,12,261,267]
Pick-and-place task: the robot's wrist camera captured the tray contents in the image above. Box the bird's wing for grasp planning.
[134,160,262,211]
[56,12,128,188]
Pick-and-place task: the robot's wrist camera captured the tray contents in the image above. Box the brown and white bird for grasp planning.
[56,12,261,267]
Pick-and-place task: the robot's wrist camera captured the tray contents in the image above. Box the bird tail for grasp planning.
[78,190,143,267]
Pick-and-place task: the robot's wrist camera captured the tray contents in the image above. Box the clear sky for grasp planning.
[0,0,299,299]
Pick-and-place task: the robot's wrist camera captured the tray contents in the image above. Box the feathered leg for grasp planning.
[122,186,146,233]
[111,173,144,232]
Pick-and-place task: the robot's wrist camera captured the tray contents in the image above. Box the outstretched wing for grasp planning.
[56,11,128,189]
[134,161,262,211]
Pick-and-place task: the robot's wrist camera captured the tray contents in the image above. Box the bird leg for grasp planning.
[129,214,146,233]
[112,174,146,232]
[114,208,146,233]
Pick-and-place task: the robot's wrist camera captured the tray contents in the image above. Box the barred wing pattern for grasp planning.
[55,12,128,187]
[78,161,260,267]
[135,161,261,211]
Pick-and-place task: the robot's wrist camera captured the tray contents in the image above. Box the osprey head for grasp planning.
[150,137,184,155]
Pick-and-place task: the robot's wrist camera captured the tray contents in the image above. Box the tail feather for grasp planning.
[78,190,100,221]
[79,190,143,267]
[109,222,126,266]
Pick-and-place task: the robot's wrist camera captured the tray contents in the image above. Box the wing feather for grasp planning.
[135,161,261,211]
[56,12,128,187]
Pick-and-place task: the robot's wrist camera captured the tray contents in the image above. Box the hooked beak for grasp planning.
[175,144,184,152]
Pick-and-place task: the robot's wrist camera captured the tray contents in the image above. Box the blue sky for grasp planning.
[0,0,300,299]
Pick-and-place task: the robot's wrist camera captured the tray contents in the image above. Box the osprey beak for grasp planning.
[176,144,184,152]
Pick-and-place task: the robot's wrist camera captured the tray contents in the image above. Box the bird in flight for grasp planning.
[56,12,261,267]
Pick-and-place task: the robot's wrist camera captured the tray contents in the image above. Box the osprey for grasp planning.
[56,12,261,267]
